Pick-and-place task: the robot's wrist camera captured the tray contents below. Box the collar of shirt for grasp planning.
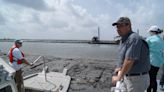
[121,31,133,43]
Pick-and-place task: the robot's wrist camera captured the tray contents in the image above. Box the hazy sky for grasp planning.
[0,0,164,40]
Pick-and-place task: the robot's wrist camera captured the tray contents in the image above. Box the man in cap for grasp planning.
[8,40,33,92]
[112,17,150,92]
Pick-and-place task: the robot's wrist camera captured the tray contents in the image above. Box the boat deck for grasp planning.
[24,72,71,92]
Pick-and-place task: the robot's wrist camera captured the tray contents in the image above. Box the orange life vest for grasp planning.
[9,46,24,64]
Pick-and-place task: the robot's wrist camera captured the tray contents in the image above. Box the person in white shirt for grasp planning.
[8,40,33,92]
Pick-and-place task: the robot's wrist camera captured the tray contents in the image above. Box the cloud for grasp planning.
[2,0,51,11]
[103,0,164,36]
[0,13,6,25]
[0,0,101,40]
[0,0,164,40]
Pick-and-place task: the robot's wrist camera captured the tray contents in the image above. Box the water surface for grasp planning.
[0,42,118,60]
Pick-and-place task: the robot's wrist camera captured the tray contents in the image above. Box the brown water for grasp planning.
[0,42,119,60]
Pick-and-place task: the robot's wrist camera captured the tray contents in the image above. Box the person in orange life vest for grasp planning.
[8,40,33,92]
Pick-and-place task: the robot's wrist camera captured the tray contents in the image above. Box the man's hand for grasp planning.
[112,71,122,86]
[114,67,121,75]
[112,75,120,86]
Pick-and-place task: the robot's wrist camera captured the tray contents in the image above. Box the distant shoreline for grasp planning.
[0,39,119,44]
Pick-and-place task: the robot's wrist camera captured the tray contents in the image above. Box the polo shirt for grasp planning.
[117,31,150,74]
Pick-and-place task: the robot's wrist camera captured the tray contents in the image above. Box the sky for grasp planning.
[0,0,164,40]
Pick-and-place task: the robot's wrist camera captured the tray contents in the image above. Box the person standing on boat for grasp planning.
[112,17,150,92]
[8,40,33,92]
[146,26,164,92]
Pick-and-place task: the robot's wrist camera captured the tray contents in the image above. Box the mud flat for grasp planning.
[0,53,116,92]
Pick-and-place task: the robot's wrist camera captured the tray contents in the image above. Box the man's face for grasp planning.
[115,23,130,36]
[16,43,22,48]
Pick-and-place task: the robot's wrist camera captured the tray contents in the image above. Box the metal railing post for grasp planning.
[43,56,47,82]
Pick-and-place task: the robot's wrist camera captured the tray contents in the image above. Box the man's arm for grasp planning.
[112,58,134,85]
[22,59,32,66]
[119,58,134,78]
[13,48,32,66]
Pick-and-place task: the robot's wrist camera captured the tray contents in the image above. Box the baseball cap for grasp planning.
[147,25,163,33]
[112,17,131,26]
[15,40,23,44]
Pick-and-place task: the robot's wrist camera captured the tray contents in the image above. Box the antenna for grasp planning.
[98,26,100,40]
